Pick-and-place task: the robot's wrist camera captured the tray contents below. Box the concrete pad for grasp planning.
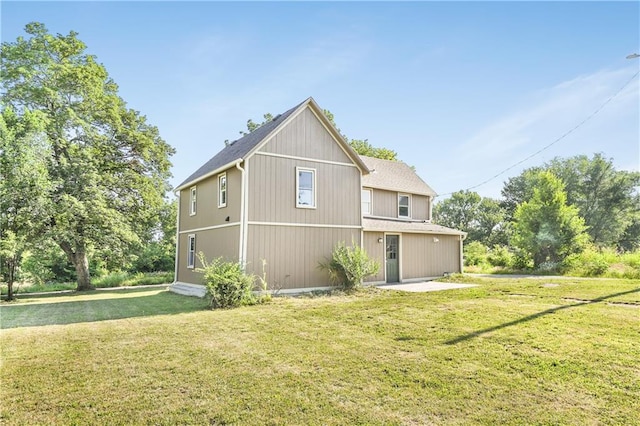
[377,282,477,293]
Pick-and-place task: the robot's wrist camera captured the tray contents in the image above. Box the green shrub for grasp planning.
[563,247,609,277]
[487,245,514,268]
[92,271,173,288]
[197,254,255,309]
[464,241,489,267]
[93,271,130,288]
[319,240,379,291]
[621,251,640,269]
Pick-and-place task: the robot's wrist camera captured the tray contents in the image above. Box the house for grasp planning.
[171,97,465,297]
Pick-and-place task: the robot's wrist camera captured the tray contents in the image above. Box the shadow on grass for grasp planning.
[0,288,209,329]
[445,287,640,345]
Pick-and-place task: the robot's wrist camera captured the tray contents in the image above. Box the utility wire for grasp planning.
[436,69,640,198]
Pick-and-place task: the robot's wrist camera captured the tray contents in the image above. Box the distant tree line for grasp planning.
[434,153,640,271]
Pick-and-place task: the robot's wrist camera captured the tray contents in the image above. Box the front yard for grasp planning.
[1,277,638,425]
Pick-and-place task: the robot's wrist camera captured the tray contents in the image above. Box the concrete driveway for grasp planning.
[377,281,477,293]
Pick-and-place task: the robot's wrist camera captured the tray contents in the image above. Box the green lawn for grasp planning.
[1,277,638,425]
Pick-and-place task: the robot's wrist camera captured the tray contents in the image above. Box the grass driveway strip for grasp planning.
[1,278,638,425]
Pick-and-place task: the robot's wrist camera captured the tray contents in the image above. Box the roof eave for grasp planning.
[362,184,437,197]
[173,159,242,193]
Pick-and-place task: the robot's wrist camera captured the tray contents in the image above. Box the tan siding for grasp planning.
[371,189,397,218]
[370,190,431,221]
[179,166,242,231]
[176,226,240,284]
[245,225,360,289]
[401,234,461,279]
[412,195,429,221]
[363,232,385,282]
[259,107,352,163]
[247,154,361,225]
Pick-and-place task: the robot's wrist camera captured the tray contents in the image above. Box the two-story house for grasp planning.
[171,97,465,296]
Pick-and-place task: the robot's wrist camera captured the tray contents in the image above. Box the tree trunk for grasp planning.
[6,258,16,301]
[59,242,93,291]
[73,250,93,291]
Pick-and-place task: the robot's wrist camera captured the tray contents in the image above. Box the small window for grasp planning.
[362,189,372,215]
[187,234,196,269]
[218,173,227,208]
[189,186,197,216]
[296,167,316,208]
[398,194,410,218]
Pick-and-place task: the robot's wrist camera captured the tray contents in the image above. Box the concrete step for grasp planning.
[170,282,207,298]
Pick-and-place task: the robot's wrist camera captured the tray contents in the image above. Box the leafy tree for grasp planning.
[511,171,588,268]
[1,23,174,290]
[0,108,50,300]
[502,154,640,249]
[131,198,177,272]
[348,139,398,161]
[243,113,273,136]
[433,190,506,246]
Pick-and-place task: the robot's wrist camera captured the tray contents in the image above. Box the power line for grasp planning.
[436,69,640,198]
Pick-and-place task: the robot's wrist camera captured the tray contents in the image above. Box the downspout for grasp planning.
[173,192,181,283]
[235,161,246,265]
[459,233,467,274]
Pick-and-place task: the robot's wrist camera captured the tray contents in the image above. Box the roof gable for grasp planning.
[175,101,303,190]
[360,155,437,196]
[175,97,367,191]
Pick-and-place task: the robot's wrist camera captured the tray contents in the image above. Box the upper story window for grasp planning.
[296,167,316,209]
[187,234,196,269]
[189,186,197,216]
[362,189,372,215]
[218,173,227,208]
[398,194,411,218]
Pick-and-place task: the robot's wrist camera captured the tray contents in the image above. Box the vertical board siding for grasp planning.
[245,225,360,289]
[248,154,361,225]
[179,166,242,231]
[371,189,430,220]
[176,226,240,284]
[411,195,429,221]
[363,232,385,282]
[259,107,352,163]
[401,234,461,278]
[372,189,397,218]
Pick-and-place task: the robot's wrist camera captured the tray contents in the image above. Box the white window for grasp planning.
[296,167,316,208]
[362,189,372,215]
[187,234,196,269]
[189,186,197,216]
[218,173,227,208]
[398,194,411,218]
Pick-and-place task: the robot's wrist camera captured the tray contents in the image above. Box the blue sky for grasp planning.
[3,1,639,199]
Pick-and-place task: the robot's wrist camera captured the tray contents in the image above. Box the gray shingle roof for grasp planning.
[360,156,437,196]
[175,100,305,190]
[363,218,466,236]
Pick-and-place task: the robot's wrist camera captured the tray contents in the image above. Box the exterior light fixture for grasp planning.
[378,237,383,243]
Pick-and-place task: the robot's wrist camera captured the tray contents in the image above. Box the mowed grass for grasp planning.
[1,277,638,425]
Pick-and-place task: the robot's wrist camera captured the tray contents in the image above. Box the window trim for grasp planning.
[296,167,317,209]
[189,186,197,216]
[187,234,196,269]
[218,172,227,208]
[362,188,372,215]
[398,193,411,218]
